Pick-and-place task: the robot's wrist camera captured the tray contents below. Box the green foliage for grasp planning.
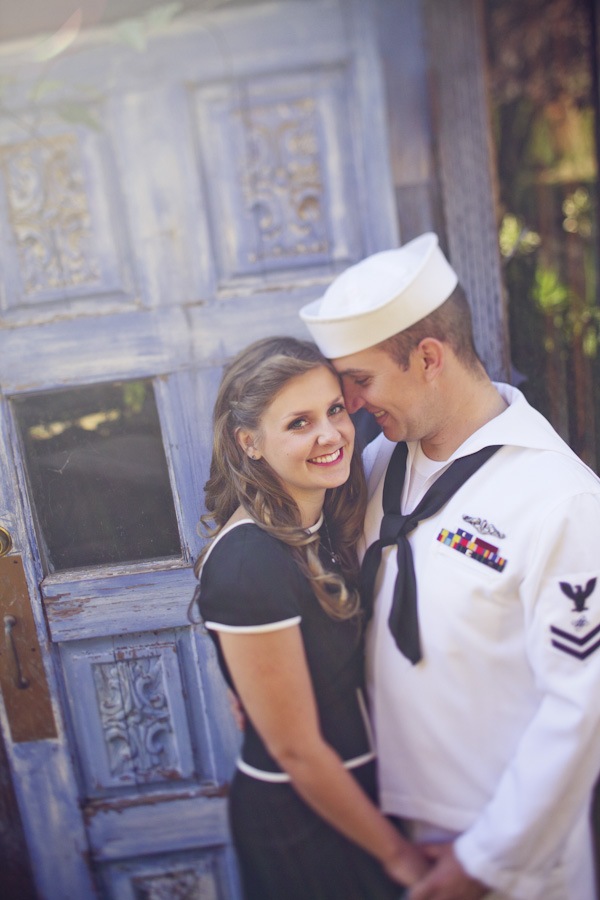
[499,213,541,259]
[526,262,600,358]
[0,2,184,136]
[562,186,593,237]
[583,326,598,358]
[532,267,569,313]
[29,79,63,102]
[112,3,184,52]
[529,116,556,168]
[54,101,102,131]
[122,382,147,417]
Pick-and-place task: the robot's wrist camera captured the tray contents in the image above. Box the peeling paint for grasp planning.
[0,0,399,896]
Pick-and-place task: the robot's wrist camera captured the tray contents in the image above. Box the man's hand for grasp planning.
[408,843,489,900]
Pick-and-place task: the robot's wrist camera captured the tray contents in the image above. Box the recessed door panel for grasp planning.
[193,64,363,288]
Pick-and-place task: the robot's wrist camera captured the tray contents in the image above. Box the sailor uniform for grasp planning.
[363,383,600,900]
[197,519,404,899]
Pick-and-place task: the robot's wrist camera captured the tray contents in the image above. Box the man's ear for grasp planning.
[236,427,262,461]
[417,338,444,380]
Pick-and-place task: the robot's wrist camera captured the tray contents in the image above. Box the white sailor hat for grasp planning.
[299,233,458,358]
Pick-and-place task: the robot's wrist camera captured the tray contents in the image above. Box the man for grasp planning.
[299,233,600,899]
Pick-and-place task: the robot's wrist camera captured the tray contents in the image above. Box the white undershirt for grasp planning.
[403,442,451,513]
[393,442,469,846]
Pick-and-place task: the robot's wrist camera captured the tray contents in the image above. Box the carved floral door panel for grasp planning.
[0,1,397,897]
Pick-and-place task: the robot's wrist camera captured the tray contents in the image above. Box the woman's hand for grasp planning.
[407,844,489,900]
[383,842,431,887]
[218,624,430,881]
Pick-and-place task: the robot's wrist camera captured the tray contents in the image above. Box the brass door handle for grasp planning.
[4,615,30,690]
[0,526,12,557]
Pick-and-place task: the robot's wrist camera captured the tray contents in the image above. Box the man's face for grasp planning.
[332,345,429,443]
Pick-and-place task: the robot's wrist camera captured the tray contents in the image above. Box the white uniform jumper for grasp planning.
[363,383,600,900]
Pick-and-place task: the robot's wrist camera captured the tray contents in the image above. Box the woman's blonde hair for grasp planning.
[193,336,366,620]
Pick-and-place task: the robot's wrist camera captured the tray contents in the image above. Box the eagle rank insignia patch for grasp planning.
[550,578,600,660]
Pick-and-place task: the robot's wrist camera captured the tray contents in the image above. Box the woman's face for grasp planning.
[242,365,355,522]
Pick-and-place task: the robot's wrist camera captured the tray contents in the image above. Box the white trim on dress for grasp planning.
[204,616,302,634]
[236,749,376,783]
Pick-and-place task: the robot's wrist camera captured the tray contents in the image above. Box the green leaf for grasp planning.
[114,19,148,51]
[582,327,598,358]
[55,102,103,131]
[29,79,64,102]
[499,212,540,259]
[146,2,184,31]
[499,214,521,258]
[533,266,569,313]
[122,381,147,415]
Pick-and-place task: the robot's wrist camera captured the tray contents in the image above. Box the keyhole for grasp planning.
[4,616,30,690]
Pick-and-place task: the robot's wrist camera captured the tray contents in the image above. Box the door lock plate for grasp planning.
[0,556,57,742]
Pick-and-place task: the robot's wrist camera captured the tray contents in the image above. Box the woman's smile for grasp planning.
[244,365,355,521]
[308,447,344,466]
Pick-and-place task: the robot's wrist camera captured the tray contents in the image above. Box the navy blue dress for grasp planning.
[197,521,406,900]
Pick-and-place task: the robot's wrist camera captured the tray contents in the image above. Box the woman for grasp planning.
[191,336,427,899]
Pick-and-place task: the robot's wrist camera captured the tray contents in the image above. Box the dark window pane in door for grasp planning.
[12,380,181,572]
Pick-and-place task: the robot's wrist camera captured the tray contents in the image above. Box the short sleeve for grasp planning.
[197,524,304,633]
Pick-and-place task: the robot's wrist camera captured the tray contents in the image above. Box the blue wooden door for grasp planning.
[0,2,398,896]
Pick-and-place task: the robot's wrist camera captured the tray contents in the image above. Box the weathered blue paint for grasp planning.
[0,1,398,896]
[12,742,98,898]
